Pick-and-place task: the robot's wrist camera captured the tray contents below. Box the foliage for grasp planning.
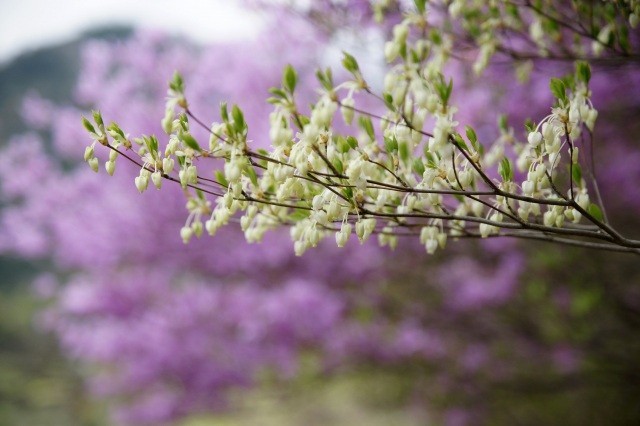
[85,1,640,255]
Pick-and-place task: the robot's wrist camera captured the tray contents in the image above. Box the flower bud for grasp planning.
[336,223,351,248]
[134,175,149,193]
[162,108,174,134]
[105,160,116,176]
[384,41,400,62]
[425,238,438,254]
[543,210,556,227]
[585,109,598,131]
[576,193,590,210]
[180,226,193,243]
[162,157,174,173]
[471,200,484,217]
[88,157,99,173]
[517,207,530,221]
[522,180,535,195]
[152,171,162,189]
[437,233,447,249]
[84,146,95,161]
[527,131,542,147]
[192,221,203,237]
[308,226,320,247]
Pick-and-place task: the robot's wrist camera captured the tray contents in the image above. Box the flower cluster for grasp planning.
[83,1,640,254]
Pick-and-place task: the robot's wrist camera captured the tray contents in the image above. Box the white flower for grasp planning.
[88,157,99,173]
[356,218,376,243]
[162,157,174,174]
[336,222,352,248]
[180,226,193,243]
[425,238,438,254]
[105,160,116,176]
[576,193,590,210]
[152,171,162,189]
[134,174,149,193]
[522,180,535,196]
[384,41,400,62]
[527,131,542,147]
[543,210,557,227]
[84,146,95,161]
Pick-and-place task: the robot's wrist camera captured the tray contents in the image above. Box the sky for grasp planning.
[0,0,262,65]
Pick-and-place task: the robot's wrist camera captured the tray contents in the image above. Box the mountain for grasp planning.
[0,26,132,138]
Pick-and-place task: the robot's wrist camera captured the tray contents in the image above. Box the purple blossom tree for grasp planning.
[2,1,640,425]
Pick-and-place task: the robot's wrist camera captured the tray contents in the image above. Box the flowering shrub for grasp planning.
[83,0,640,255]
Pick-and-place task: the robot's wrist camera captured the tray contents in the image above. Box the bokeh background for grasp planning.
[1,1,639,425]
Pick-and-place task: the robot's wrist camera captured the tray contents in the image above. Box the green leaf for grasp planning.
[499,158,513,181]
[498,114,508,132]
[549,78,567,101]
[467,128,481,153]
[429,29,442,45]
[571,163,582,185]
[145,136,159,154]
[575,61,591,84]
[231,105,246,133]
[524,119,535,133]
[424,152,438,169]
[358,116,375,140]
[289,208,310,221]
[215,170,229,188]
[107,122,125,138]
[346,135,359,149]
[465,126,477,145]
[382,92,394,110]
[334,136,348,153]
[333,158,344,174]
[180,132,201,151]
[343,186,353,200]
[384,136,398,153]
[315,67,334,91]
[410,49,420,64]
[434,75,453,106]
[414,0,426,13]
[341,51,360,75]
[81,117,96,134]
[269,87,288,99]
[399,41,407,60]
[169,71,184,93]
[446,78,453,102]
[452,133,469,152]
[587,203,604,222]
[297,115,310,127]
[178,113,189,131]
[398,140,410,164]
[245,165,258,187]
[219,102,229,122]
[412,158,425,176]
[283,64,298,94]
[92,110,104,127]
